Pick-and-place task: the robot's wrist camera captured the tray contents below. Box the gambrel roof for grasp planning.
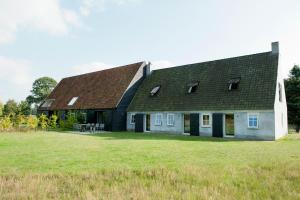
[128,51,279,112]
[40,62,144,110]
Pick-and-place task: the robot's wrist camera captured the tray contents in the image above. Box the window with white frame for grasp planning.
[155,113,163,126]
[201,114,211,127]
[248,114,259,128]
[68,97,78,106]
[167,114,175,126]
[130,114,135,124]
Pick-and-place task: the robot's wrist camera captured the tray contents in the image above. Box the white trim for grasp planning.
[167,113,175,126]
[155,113,163,126]
[201,113,211,128]
[247,113,259,129]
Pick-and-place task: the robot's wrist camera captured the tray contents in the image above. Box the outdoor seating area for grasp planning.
[73,123,105,133]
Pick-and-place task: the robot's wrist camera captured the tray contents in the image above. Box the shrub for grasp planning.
[49,115,58,129]
[39,114,48,130]
[0,116,13,131]
[27,115,38,130]
[61,112,78,129]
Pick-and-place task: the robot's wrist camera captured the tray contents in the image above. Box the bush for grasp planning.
[0,116,13,131]
[27,115,38,130]
[49,115,58,129]
[39,114,48,130]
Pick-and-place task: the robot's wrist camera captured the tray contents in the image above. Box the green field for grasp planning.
[0,131,299,199]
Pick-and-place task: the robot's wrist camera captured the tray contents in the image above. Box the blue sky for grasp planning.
[0,0,300,102]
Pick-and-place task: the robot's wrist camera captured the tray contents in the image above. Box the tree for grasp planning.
[285,65,300,132]
[0,100,3,117]
[3,99,19,116]
[27,77,57,105]
[18,101,31,115]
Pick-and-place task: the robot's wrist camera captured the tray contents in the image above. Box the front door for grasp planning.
[225,114,235,136]
[212,113,223,137]
[184,114,190,134]
[146,114,151,132]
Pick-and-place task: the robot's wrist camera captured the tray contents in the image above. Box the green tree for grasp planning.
[0,100,3,117]
[18,101,31,115]
[3,99,19,116]
[26,77,57,105]
[285,65,300,132]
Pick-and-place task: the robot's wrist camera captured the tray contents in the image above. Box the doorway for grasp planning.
[225,114,235,136]
[145,114,151,132]
[184,114,190,134]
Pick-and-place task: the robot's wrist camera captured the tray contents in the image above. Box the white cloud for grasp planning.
[71,62,113,75]
[0,56,34,102]
[79,0,140,16]
[151,60,174,71]
[0,0,81,44]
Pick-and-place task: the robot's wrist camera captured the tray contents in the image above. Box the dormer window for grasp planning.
[68,97,78,106]
[41,99,55,108]
[150,86,161,96]
[187,82,199,94]
[228,78,241,91]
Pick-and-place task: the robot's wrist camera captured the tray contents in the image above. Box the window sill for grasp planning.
[201,126,211,128]
[248,127,259,130]
[167,124,175,127]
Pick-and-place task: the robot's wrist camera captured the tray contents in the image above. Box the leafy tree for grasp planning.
[0,100,3,117]
[27,77,57,105]
[18,101,31,115]
[285,65,300,132]
[3,99,19,116]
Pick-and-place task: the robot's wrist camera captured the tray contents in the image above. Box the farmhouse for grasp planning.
[39,62,150,131]
[127,42,288,140]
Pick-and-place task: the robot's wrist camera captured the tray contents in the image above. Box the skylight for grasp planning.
[68,97,78,106]
[187,82,199,94]
[228,78,241,91]
[41,99,55,108]
[150,86,161,96]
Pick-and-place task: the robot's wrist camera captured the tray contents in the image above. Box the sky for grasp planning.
[0,0,300,102]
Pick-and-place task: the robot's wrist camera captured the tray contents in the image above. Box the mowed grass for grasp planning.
[0,132,300,199]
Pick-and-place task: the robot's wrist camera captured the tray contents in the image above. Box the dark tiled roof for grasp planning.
[128,52,278,112]
[40,62,144,110]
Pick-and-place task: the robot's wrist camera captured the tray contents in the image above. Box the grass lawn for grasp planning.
[0,131,299,199]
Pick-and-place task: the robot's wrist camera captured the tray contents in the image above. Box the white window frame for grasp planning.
[130,114,135,124]
[201,113,211,128]
[68,97,78,106]
[167,114,175,126]
[248,113,259,129]
[155,113,163,126]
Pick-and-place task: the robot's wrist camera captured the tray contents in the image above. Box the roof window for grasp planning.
[150,86,161,96]
[41,99,55,108]
[68,97,78,106]
[228,78,241,91]
[187,82,199,94]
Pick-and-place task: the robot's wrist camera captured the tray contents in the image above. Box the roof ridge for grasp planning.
[153,51,271,72]
[63,61,144,80]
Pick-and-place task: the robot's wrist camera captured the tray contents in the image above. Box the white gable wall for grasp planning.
[274,55,288,139]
